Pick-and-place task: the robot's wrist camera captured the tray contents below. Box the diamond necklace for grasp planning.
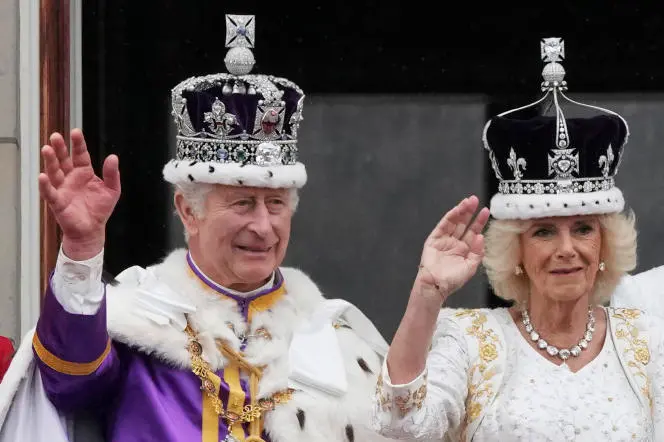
[520,307,596,361]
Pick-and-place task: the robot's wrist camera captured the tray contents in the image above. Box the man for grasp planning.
[0,14,393,442]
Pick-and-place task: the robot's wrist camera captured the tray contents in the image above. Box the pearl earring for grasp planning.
[515,265,524,275]
[599,262,606,272]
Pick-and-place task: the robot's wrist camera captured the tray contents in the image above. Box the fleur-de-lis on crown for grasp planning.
[507,148,527,180]
[204,98,237,137]
[598,144,615,178]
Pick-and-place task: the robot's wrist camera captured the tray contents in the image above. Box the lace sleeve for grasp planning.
[371,314,469,441]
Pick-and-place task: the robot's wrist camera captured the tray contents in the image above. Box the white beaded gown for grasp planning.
[371,307,664,441]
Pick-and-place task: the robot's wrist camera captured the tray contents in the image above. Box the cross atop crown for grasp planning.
[541,37,565,63]
[223,15,256,75]
[225,14,255,48]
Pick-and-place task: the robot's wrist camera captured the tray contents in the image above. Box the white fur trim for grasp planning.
[0,249,390,441]
[105,248,393,440]
[162,160,307,189]
[490,187,625,219]
[106,249,338,398]
[265,323,394,442]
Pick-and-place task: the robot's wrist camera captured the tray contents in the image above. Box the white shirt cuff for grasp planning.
[51,246,105,315]
[376,358,428,419]
[381,357,427,389]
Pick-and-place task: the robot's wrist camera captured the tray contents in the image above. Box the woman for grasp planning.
[372,38,664,441]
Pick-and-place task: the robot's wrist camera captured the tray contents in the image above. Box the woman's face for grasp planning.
[520,215,602,303]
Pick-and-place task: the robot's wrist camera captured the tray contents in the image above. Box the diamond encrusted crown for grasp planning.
[483,37,630,197]
[170,14,304,169]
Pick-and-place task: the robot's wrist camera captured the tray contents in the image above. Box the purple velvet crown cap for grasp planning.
[163,14,307,190]
[482,37,630,220]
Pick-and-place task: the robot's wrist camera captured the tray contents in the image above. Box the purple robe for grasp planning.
[26,248,390,442]
[33,265,285,441]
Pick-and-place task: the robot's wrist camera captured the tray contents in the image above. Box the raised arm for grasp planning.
[372,196,489,440]
[33,129,123,412]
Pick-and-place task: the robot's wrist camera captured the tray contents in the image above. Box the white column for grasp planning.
[18,0,41,337]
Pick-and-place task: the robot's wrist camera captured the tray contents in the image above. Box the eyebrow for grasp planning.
[531,220,593,229]
[530,222,554,229]
[226,191,287,200]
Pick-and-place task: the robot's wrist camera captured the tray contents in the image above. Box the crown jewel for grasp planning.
[164,14,307,189]
[482,38,630,219]
[224,15,256,75]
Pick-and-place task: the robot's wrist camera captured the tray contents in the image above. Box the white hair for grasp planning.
[173,182,300,242]
[482,211,637,305]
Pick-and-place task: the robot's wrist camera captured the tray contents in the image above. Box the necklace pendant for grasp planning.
[558,349,571,360]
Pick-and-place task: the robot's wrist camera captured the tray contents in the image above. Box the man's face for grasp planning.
[182,185,293,291]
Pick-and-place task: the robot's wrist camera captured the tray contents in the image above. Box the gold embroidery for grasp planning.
[375,372,427,417]
[393,380,427,418]
[611,308,653,410]
[375,374,392,412]
[635,347,650,365]
[479,343,498,363]
[455,309,500,439]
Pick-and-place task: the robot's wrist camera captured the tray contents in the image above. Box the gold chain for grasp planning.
[184,323,294,425]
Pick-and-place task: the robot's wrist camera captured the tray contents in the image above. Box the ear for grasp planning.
[174,191,199,237]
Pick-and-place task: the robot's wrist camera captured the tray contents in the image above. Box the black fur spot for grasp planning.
[189,160,198,166]
[296,409,305,429]
[582,201,586,206]
[237,179,244,185]
[208,165,215,173]
[357,357,373,374]
[595,200,600,205]
[563,203,568,208]
[546,202,550,207]
[529,204,534,209]
[267,170,274,178]
[101,269,119,286]
[345,424,354,442]
[187,174,195,182]
[174,162,179,168]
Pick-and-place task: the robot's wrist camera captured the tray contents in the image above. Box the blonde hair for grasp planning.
[482,211,637,305]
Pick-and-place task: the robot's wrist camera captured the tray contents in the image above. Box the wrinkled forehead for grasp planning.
[528,214,600,227]
[213,184,291,199]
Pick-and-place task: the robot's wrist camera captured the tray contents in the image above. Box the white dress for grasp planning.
[371,307,664,441]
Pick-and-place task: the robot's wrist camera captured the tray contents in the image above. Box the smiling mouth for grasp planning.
[550,267,583,275]
[237,245,272,253]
